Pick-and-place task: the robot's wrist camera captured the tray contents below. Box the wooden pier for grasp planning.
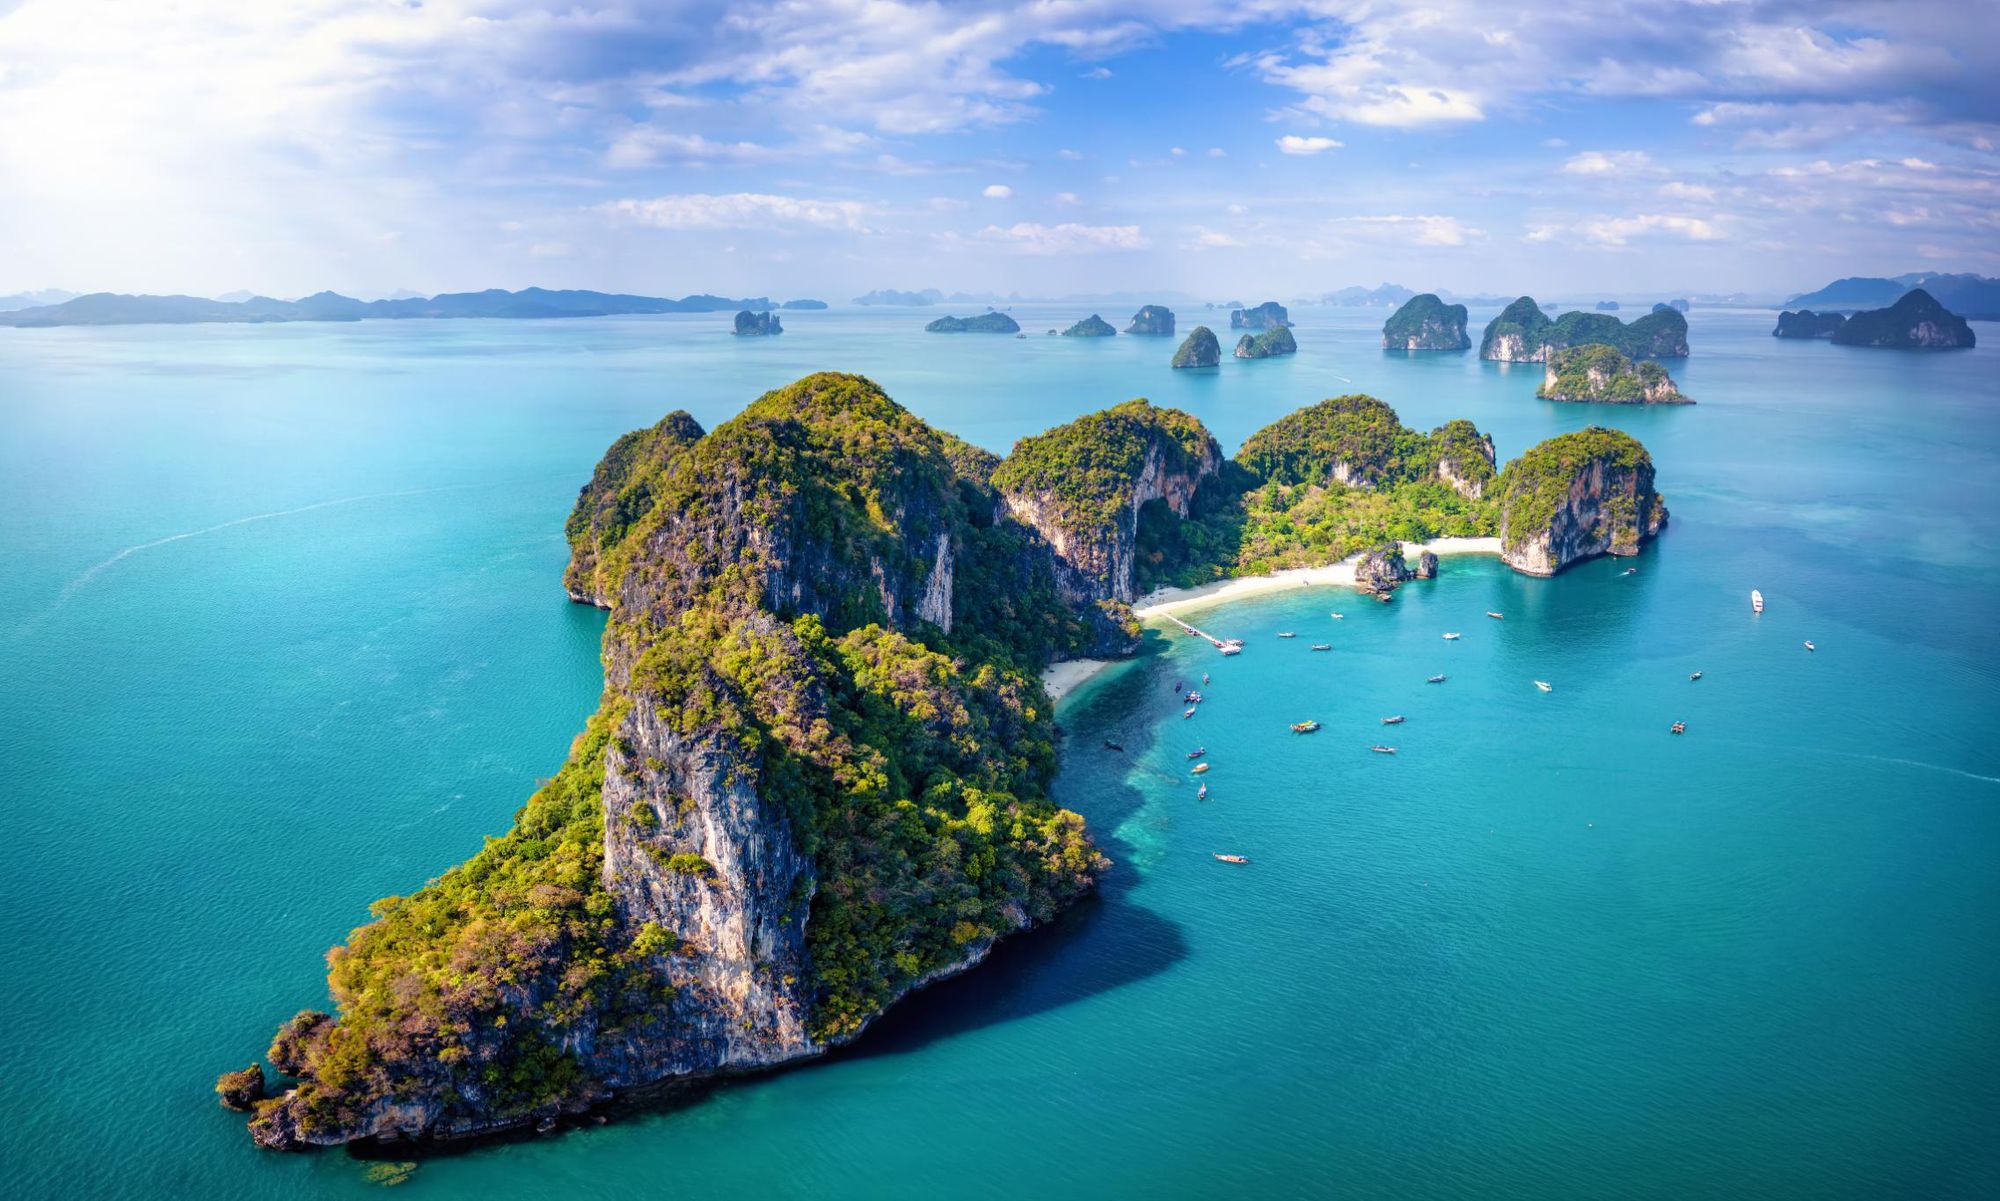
[1160,613,1243,653]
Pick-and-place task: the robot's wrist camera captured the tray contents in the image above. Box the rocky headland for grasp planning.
[1382,293,1471,351]
[1829,289,1975,348]
[1172,326,1221,368]
[1538,344,1692,404]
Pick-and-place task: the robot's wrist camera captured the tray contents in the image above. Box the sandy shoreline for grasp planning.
[1040,656,1116,705]
[1132,536,1502,619]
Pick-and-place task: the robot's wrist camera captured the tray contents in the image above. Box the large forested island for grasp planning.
[1478,296,1690,361]
[227,373,1666,1151]
[1538,344,1691,404]
[1381,293,1470,350]
[1829,288,1976,348]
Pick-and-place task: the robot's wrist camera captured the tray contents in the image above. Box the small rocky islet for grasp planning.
[226,372,1665,1153]
[1229,301,1290,330]
[1234,326,1297,359]
[1171,326,1221,368]
[1538,344,1692,404]
[1382,293,1471,351]
[925,311,1021,333]
[1060,314,1117,337]
[1125,304,1176,336]
[732,310,782,336]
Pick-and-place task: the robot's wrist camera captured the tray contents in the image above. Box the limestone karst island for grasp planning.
[7,3,1998,1198]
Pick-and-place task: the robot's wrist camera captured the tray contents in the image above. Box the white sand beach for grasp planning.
[1133,536,1502,619]
[1039,656,1115,705]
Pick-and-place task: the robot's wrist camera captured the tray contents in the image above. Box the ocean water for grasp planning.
[1,305,1996,1199]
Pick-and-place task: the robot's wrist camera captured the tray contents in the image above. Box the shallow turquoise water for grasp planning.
[1,307,1996,1198]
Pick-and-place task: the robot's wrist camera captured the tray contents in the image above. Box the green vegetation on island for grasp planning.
[1773,309,1847,339]
[1382,293,1470,350]
[1495,427,1667,574]
[1233,326,1297,359]
[925,312,1021,333]
[1172,326,1221,367]
[1538,344,1691,404]
[733,310,782,336]
[1061,314,1117,337]
[1480,296,1689,360]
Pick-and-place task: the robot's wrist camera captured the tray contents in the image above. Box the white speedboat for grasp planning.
[1803,640,1816,652]
[1534,680,1553,692]
[1751,589,1765,614]
[1442,632,1461,641]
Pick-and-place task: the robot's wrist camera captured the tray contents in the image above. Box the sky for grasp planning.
[0,0,1995,301]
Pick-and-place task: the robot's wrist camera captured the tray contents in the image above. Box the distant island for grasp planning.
[224,370,1666,1151]
[733,310,782,336]
[0,288,780,329]
[1773,310,1847,339]
[1477,296,1690,361]
[1829,289,1976,349]
[781,299,828,310]
[1125,305,1175,336]
[1595,301,1620,311]
[1538,344,1691,404]
[1315,283,1415,307]
[1230,302,1290,330]
[853,288,942,306]
[1785,272,1999,320]
[1654,300,1691,314]
[925,312,1021,334]
[1172,326,1221,367]
[1382,294,1470,351]
[1234,327,1297,359]
[1061,314,1116,337]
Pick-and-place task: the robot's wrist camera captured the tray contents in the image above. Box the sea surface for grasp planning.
[1,304,1996,1199]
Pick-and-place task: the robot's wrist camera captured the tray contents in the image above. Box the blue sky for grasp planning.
[0,0,1994,299]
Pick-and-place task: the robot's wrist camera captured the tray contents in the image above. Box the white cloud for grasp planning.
[1562,150,1653,175]
[982,184,1014,198]
[1081,66,1113,80]
[1057,148,1083,160]
[1276,135,1343,155]
[1207,147,1227,157]
[973,222,1148,255]
[1337,215,1484,246]
[1659,181,1717,201]
[600,193,871,232]
[1529,213,1722,247]
[1171,146,1186,157]
[605,130,774,169]
[1054,191,1079,205]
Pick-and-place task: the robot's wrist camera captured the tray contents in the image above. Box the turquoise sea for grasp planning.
[2,305,1996,1199]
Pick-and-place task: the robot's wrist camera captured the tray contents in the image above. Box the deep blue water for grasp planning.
[1,305,1996,1198]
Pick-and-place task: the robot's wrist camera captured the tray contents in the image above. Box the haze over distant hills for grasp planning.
[0,288,804,328]
[1785,273,1999,320]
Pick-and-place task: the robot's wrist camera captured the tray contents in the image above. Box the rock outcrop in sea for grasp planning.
[1773,309,1847,339]
[1061,314,1117,337]
[1432,419,1497,499]
[733,310,782,336]
[1538,344,1692,404]
[1497,427,1668,575]
[1829,288,1976,349]
[1382,294,1471,351]
[1125,305,1176,336]
[216,1065,266,1111]
[1353,544,1438,593]
[1172,326,1221,368]
[1233,327,1297,359]
[925,312,1021,333]
[237,374,1107,1152]
[1229,302,1290,330]
[992,401,1222,653]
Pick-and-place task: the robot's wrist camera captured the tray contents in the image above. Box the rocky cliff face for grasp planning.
[995,405,1221,610]
[1773,309,1847,339]
[1354,545,1438,592]
[1434,422,1497,499]
[1382,294,1471,351]
[1498,427,1668,575]
[733,310,782,336]
[1125,304,1175,335]
[1480,296,1554,361]
[1233,326,1297,358]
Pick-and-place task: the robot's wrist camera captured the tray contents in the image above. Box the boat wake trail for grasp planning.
[16,485,480,640]
[1846,754,2000,787]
